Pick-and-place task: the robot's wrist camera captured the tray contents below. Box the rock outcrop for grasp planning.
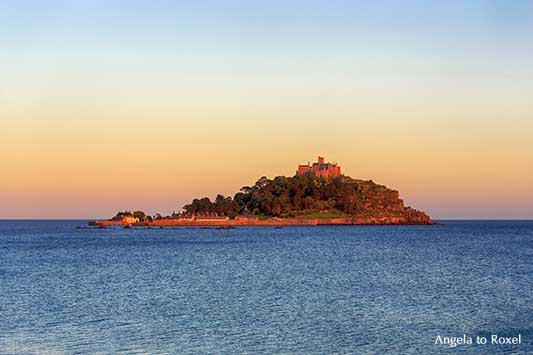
[343,177,432,224]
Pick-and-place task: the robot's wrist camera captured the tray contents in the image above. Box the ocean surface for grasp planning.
[0,220,531,355]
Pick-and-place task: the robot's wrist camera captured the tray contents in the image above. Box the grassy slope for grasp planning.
[296,209,350,220]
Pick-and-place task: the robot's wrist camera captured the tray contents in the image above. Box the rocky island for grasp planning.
[90,156,433,227]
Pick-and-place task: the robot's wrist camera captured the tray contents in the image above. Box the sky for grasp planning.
[1,0,532,219]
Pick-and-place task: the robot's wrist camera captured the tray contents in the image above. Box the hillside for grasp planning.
[181,174,433,224]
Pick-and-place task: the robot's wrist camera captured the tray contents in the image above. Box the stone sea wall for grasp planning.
[90,215,434,227]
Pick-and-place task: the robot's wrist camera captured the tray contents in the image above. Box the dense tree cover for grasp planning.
[182,174,366,218]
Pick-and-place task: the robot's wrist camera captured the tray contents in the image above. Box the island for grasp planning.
[89,156,433,227]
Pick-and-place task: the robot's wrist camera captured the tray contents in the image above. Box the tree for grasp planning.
[180,174,372,218]
[133,211,146,220]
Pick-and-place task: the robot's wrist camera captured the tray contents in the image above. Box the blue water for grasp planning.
[0,221,532,355]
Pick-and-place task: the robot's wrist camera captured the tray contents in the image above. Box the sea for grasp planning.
[0,220,531,355]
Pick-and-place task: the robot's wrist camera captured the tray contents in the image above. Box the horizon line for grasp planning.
[1,218,533,221]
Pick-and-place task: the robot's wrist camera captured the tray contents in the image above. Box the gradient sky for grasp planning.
[1,0,532,219]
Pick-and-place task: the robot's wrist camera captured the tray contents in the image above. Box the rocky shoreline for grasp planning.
[89,215,434,227]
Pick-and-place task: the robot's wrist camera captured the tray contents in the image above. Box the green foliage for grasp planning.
[111,211,133,221]
[132,210,146,220]
[181,174,376,218]
[183,197,215,214]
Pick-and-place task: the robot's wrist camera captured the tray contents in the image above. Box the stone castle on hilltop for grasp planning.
[297,156,341,179]
[91,154,435,226]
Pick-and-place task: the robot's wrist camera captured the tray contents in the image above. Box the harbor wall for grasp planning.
[90,216,433,227]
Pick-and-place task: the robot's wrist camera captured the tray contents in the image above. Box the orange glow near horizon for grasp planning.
[2,94,532,219]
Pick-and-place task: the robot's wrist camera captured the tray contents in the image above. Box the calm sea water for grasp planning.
[0,220,531,355]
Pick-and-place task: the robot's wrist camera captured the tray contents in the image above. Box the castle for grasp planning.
[297,156,341,179]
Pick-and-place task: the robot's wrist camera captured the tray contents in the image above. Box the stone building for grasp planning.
[122,215,140,224]
[296,156,341,179]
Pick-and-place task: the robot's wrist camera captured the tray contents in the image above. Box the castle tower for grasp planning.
[296,156,341,178]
